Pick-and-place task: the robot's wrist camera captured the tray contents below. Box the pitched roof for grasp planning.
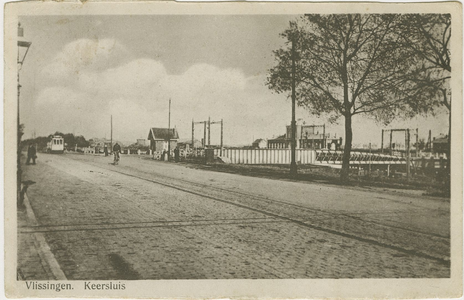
[148,128,179,140]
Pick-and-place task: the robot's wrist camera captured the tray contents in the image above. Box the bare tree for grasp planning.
[268,15,424,181]
[398,14,451,176]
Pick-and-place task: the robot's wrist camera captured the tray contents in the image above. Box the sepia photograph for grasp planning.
[4,1,462,298]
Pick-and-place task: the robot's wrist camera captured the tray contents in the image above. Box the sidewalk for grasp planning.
[17,194,55,280]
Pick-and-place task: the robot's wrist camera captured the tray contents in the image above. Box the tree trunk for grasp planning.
[340,113,353,182]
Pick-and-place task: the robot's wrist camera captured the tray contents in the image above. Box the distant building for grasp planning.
[89,138,112,153]
[147,128,179,152]
[136,139,148,147]
[177,139,202,150]
[252,139,267,149]
[432,135,449,154]
[268,123,342,150]
[267,135,288,149]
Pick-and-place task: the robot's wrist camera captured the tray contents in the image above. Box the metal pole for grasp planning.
[416,128,419,158]
[17,65,21,203]
[220,119,223,156]
[369,142,372,175]
[290,34,297,176]
[110,115,113,153]
[168,98,171,161]
[389,130,393,155]
[406,129,410,180]
[192,119,194,152]
[203,122,206,148]
[208,116,211,147]
[323,124,326,149]
[381,129,384,154]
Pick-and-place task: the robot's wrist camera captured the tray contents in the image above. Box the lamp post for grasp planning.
[17,22,31,205]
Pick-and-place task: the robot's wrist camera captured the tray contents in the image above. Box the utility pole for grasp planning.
[290,34,297,176]
[368,142,372,175]
[168,98,171,161]
[110,115,113,153]
[381,129,384,154]
[192,119,194,152]
[427,130,432,151]
[406,129,410,180]
[323,124,326,149]
[203,122,206,148]
[220,119,223,156]
[208,116,211,147]
[389,130,393,155]
[416,128,419,157]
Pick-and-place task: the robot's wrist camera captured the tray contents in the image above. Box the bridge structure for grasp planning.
[314,150,447,171]
[314,150,407,166]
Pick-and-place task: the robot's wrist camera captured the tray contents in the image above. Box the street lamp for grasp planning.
[17,22,31,205]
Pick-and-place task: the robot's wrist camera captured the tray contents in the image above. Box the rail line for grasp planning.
[20,218,288,234]
[60,155,449,266]
[124,163,449,240]
[100,165,449,267]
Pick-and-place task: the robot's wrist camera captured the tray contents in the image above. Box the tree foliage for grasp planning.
[397,14,451,113]
[21,132,90,150]
[267,14,444,181]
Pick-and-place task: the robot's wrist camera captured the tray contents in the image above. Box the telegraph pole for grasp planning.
[203,122,206,148]
[110,115,113,153]
[168,98,171,161]
[192,119,194,151]
[406,129,410,180]
[220,119,223,156]
[381,129,384,154]
[290,34,297,176]
[208,116,211,148]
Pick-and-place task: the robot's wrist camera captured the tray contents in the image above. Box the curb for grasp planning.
[22,191,67,280]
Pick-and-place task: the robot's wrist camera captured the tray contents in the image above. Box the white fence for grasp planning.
[215,149,316,165]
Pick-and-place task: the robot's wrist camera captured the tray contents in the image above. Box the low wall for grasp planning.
[215,149,316,165]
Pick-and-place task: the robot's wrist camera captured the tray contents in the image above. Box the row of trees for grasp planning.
[268,14,451,181]
[21,131,90,151]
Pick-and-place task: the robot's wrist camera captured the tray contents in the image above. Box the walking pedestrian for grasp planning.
[26,143,37,165]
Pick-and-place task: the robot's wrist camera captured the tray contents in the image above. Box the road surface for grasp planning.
[18,153,450,279]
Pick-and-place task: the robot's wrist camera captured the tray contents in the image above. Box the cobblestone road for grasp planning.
[18,153,450,279]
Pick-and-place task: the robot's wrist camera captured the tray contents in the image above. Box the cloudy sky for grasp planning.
[18,15,449,147]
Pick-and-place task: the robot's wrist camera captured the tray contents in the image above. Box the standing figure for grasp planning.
[174,147,180,163]
[162,150,167,161]
[26,144,37,165]
[113,143,121,165]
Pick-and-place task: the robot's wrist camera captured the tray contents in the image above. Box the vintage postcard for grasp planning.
[4,1,463,299]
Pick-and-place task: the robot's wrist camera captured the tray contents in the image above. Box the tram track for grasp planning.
[125,163,449,239]
[57,155,450,267]
[20,218,286,234]
[94,163,450,266]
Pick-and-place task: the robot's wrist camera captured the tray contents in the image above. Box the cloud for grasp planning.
[34,44,290,145]
[40,38,131,84]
